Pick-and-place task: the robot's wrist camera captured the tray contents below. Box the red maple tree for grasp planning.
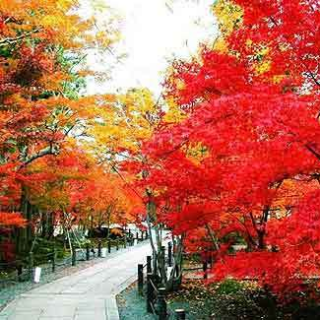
[130,0,320,300]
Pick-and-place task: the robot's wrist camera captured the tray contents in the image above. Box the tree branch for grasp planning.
[205,223,220,251]
[305,144,320,161]
[0,28,40,47]
[19,144,58,169]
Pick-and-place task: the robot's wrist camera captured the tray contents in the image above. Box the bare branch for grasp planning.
[0,28,40,47]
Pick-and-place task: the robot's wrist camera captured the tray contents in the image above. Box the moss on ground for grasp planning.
[117,282,154,320]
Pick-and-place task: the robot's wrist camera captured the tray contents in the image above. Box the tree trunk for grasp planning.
[47,211,54,239]
[17,187,34,254]
[146,193,184,292]
[258,230,265,250]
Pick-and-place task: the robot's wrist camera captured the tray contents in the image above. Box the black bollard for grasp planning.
[146,273,155,313]
[158,287,167,320]
[108,241,111,254]
[17,264,22,282]
[28,251,34,281]
[168,242,173,267]
[138,264,144,296]
[147,255,152,273]
[86,243,90,261]
[175,264,180,278]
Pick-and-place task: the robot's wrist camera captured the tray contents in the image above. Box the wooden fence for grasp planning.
[137,242,189,319]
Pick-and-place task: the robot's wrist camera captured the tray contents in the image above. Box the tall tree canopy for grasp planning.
[125,0,320,299]
[0,0,134,256]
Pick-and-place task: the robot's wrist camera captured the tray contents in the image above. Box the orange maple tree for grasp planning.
[0,0,121,256]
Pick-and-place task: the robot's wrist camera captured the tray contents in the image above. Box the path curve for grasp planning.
[0,242,152,320]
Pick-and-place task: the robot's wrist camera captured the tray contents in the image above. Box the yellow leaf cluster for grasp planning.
[213,0,243,36]
[212,0,243,53]
[0,0,118,51]
[84,88,160,155]
[183,142,209,166]
[163,97,187,124]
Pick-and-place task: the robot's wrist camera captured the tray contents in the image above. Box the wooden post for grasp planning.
[17,264,22,282]
[147,255,152,273]
[175,264,180,278]
[108,241,111,253]
[28,251,34,280]
[138,264,144,296]
[158,287,167,320]
[71,245,76,266]
[168,242,173,267]
[146,273,154,313]
[175,309,186,319]
[98,240,102,257]
[136,232,139,243]
[203,261,208,280]
[52,247,56,272]
[86,243,90,261]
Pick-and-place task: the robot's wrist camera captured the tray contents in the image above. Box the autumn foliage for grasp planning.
[4,0,320,304]
[122,0,320,300]
[0,0,143,259]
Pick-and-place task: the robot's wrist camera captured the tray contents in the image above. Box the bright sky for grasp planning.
[85,0,218,96]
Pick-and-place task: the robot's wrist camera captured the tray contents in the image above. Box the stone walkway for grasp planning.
[0,242,152,320]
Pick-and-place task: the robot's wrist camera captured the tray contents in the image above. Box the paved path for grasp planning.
[0,242,152,320]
